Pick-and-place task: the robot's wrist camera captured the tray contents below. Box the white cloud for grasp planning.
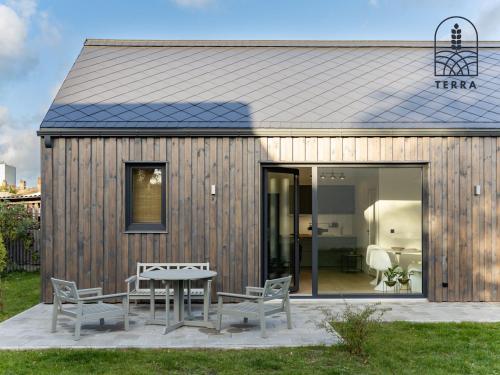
[38,10,61,45]
[0,106,39,185]
[0,1,59,185]
[0,0,61,81]
[475,2,500,39]
[171,0,213,8]
[0,106,9,126]
[6,0,37,19]
[0,4,28,59]
[0,124,40,185]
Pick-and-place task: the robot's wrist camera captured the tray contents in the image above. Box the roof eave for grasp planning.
[37,126,500,137]
[83,39,500,48]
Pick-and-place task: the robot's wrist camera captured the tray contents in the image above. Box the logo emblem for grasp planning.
[434,16,478,76]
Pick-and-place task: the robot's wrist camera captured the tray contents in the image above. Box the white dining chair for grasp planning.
[369,249,394,291]
[366,244,382,285]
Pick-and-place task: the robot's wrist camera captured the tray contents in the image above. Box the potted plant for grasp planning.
[383,266,399,287]
[398,269,410,285]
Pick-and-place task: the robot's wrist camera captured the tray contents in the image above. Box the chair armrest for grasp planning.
[78,287,103,296]
[125,275,137,284]
[246,286,264,296]
[79,293,128,302]
[125,275,137,295]
[217,292,261,300]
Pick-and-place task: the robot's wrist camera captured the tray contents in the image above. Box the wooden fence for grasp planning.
[5,230,40,272]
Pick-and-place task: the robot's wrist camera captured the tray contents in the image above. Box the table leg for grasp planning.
[165,281,170,328]
[149,279,155,320]
[179,280,185,322]
[173,280,184,323]
[187,280,192,318]
[164,280,185,334]
[203,280,209,322]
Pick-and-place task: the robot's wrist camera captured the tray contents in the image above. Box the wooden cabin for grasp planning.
[38,39,500,302]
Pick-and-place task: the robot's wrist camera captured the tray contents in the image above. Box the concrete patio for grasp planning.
[0,302,337,349]
[0,300,498,349]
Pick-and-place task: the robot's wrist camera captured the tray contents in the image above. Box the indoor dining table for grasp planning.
[386,248,422,269]
[140,269,217,334]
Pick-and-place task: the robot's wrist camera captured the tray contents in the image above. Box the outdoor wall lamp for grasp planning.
[474,185,481,196]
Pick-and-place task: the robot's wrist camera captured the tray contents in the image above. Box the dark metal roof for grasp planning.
[40,39,500,133]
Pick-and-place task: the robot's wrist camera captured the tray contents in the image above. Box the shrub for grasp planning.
[0,233,6,312]
[321,303,385,356]
[0,202,39,249]
[0,233,6,274]
[0,203,38,312]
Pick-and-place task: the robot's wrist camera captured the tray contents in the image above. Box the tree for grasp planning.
[0,184,16,194]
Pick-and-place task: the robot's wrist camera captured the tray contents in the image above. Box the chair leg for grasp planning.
[216,296,223,332]
[285,298,292,329]
[370,270,379,285]
[51,300,58,333]
[74,318,81,341]
[123,297,130,331]
[124,314,129,331]
[259,301,267,338]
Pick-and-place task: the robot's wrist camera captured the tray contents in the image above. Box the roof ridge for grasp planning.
[84,39,500,48]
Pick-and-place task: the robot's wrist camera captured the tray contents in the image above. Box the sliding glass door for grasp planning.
[262,164,424,297]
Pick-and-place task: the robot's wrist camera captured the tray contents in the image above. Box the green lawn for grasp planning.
[0,272,499,374]
[0,271,40,322]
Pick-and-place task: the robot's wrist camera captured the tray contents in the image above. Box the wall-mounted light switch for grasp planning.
[211,184,216,195]
[474,185,481,196]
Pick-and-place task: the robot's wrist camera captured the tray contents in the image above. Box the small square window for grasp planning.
[125,163,167,232]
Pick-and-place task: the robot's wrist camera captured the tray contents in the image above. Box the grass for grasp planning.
[0,322,498,374]
[0,272,499,374]
[0,271,40,322]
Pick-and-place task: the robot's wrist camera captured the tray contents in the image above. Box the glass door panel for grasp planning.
[315,166,423,295]
[263,168,299,292]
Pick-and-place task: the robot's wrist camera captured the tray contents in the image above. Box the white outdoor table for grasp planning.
[140,269,217,334]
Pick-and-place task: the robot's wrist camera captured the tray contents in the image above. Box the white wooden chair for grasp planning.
[125,262,212,314]
[51,278,129,340]
[216,276,292,338]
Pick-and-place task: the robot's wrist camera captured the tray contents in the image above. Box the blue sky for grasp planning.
[1,0,500,184]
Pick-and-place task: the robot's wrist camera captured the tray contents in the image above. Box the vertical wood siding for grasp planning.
[41,136,500,302]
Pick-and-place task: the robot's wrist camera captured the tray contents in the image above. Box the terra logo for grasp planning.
[434,16,478,89]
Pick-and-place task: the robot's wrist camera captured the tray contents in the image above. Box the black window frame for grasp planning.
[125,162,167,233]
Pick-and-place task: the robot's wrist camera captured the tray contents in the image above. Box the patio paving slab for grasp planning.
[0,300,498,349]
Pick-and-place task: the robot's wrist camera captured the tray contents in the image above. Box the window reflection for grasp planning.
[132,168,162,224]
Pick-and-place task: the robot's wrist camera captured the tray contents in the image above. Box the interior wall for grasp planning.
[353,169,378,251]
[376,168,422,249]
